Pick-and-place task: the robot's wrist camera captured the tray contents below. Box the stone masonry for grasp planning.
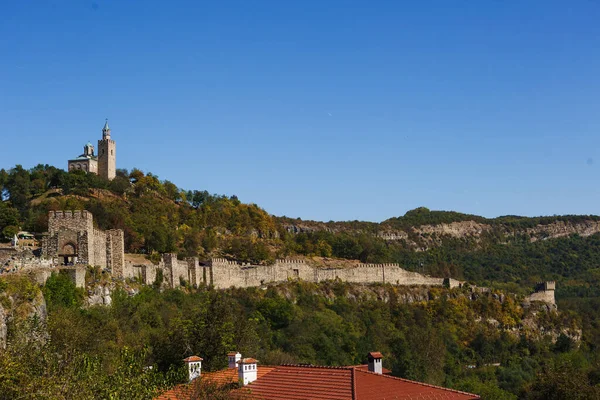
[131,255,462,290]
[525,281,556,306]
[39,212,460,291]
[205,258,462,289]
[41,211,124,274]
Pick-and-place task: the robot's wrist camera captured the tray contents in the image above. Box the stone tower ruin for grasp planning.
[41,210,124,271]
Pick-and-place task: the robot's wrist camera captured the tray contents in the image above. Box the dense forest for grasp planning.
[1,273,597,400]
[2,164,600,398]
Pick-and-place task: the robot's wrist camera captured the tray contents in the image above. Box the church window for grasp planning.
[111,150,113,155]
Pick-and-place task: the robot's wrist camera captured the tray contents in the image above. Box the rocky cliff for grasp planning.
[283,217,600,251]
[267,281,577,343]
[0,274,47,349]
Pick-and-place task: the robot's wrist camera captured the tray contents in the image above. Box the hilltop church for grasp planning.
[68,120,116,180]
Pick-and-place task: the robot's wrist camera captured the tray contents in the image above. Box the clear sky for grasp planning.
[1,1,599,222]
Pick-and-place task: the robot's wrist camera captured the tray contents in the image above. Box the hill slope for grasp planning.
[2,165,600,296]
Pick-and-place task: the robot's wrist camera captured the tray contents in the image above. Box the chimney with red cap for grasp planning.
[367,352,383,374]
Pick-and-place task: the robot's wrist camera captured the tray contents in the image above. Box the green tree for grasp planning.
[2,225,18,240]
[43,272,84,309]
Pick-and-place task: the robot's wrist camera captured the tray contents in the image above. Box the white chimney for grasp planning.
[238,358,258,385]
[183,356,203,382]
[228,351,242,369]
[367,352,383,374]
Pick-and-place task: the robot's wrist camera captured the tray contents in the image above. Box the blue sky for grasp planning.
[1,0,599,222]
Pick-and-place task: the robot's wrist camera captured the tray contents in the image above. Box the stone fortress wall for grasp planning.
[126,255,463,290]
[106,229,125,277]
[10,211,552,305]
[525,281,556,306]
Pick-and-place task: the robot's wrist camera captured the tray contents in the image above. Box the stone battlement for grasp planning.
[211,258,241,266]
[356,263,398,268]
[199,257,455,289]
[49,210,91,220]
[92,227,105,237]
[275,259,306,265]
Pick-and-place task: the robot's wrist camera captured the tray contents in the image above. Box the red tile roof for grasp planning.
[228,352,240,356]
[155,384,190,400]
[367,352,383,359]
[352,364,391,375]
[232,365,354,400]
[231,365,480,400]
[354,369,479,400]
[156,364,479,400]
[239,358,258,364]
[183,356,203,362]
[202,366,275,386]
[156,365,277,399]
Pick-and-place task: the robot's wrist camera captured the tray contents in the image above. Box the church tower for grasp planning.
[98,119,116,180]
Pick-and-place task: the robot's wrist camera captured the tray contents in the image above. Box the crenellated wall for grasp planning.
[48,210,94,233]
[205,258,454,289]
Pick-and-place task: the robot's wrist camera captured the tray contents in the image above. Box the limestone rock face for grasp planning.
[286,217,600,251]
[526,221,600,242]
[86,285,113,306]
[0,287,47,349]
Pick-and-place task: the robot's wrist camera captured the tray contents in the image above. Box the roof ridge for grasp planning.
[279,364,353,370]
[353,369,480,398]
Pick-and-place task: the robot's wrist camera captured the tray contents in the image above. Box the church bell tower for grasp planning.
[98,119,116,180]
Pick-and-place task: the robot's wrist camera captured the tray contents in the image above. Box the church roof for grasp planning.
[69,155,97,162]
[102,119,110,131]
